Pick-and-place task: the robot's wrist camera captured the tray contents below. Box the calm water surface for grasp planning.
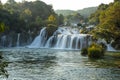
[0,48,120,80]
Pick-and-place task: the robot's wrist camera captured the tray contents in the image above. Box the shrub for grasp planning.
[88,43,105,58]
[81,48,88,56]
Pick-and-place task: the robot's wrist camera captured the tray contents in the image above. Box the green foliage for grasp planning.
[0,0,57,35]
[0,23,5,32]
[7,0,16,4]
[114,0,120,2]
[88,43,105,58]
[89,1,120,45]
[99,42,107,52]
[47,14,56,24]
[55,7,97,18]
[58,14,64,25]
[55,10,76,16]
[89,4,108,25]
[77,7,97,18]
[55,7,97,26]
[112,36,120,50]
[65,13,83,26]
[46,24,58,37]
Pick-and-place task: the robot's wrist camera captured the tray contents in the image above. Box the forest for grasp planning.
[89,0,120,49]
[0,0,65,47]
[1,0,119,49]
[0,0,58,33]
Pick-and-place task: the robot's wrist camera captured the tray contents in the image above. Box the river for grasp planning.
[0,48,120,80]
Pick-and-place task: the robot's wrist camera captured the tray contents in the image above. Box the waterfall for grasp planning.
[107,44,116,51]
[97,39,116,51]
[16,33,20,47]
[45,36,54,48]
[1,35,6,47]
[28,27,91,50]
[28,27,47,48]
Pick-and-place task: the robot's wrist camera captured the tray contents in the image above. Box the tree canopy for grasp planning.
[0,0,60,33]
[89,1,120,44]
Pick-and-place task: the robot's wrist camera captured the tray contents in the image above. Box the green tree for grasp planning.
[89,4,108,25]
[47,14,58,25]
[35,16,44,26]
[114,0,120,2]
[90,1,120,43]
[0,22,6,33]
[7,0,16,4]
[58,14,64,25]
[0,0,3,9]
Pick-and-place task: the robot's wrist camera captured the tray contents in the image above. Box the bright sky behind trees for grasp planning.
[1,0,114,10]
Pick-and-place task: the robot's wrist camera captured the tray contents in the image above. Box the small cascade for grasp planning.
[97,39,116,51]
[8,40,12,47]
[28,27,91,50]
[16,33,20,47]
[1,35,6,47]
[45,36,54,48]
[28,27,47,48]
[107,44,116,51]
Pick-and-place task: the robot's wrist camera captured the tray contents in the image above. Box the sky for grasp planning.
[1,0,114,10]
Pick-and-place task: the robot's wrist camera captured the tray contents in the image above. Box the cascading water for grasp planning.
[97,39,116,51]
[28,27,91,50]
[16,33,20,47]
[107,44,116,51]
[28,27,47,48]
[1,35,6,47]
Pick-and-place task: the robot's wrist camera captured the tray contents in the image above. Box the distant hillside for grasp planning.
[77,7,97,18]
[55,10,76,16]
[55,7,97,18]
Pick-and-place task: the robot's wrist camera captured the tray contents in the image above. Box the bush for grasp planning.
[81,48,88,56]
[88,43,105,58]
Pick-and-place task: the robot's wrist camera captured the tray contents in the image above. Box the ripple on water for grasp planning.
[0,48,120,80]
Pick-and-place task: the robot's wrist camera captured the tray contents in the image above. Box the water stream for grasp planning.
[16,33,20,47]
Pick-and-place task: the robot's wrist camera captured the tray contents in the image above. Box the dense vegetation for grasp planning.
[55,7,97,18]
[81,43,106,59]
[0,0,64,34]
[89,0,120,49]
[64,13,84,26]
[55,7,97,27]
